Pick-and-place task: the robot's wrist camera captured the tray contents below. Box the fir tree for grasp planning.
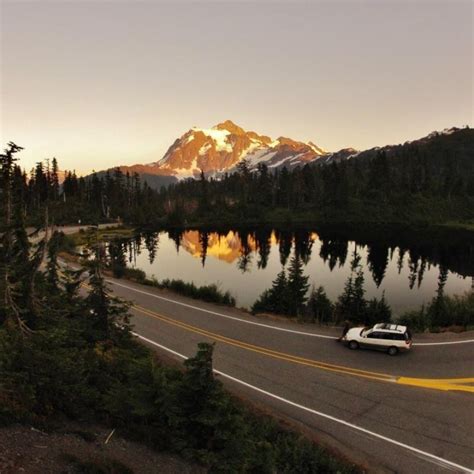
[286,256,310,317]
[365,292,392,325]
[252,270,289,315]
[0,142,33,333]
[171,343,250,465]
[307,286,334,324]
[108,241,127,278]
[335,252,367,324]
[46,231,62,292]
[84,239,129,339]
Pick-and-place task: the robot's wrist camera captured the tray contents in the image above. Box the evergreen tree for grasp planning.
[198,169,210,215]
[335,252,367,324]
[46,231,62,292]
[252,270,289,315]
[307,286,334,323]
[0,142,32,333]
[84,239,129,339]
[50,157,60,201]
[429,266,449,328]
[286,256,310,317]
[108,240,127,278]
[170,343,250,466]
[365,292,392,325]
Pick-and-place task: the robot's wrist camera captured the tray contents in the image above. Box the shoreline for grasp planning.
[59,250,474,339]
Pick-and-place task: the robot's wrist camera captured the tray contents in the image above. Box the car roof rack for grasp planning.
[374,323,406,332]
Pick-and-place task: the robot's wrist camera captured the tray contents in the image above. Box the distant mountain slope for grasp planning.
[97,123,472,190]
[114,120,329,180]
[322,127,472,165]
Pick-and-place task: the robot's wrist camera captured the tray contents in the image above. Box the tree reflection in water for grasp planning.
[117,227,473,308]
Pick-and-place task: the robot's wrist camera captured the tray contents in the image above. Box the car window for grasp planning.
[367,332,382,339]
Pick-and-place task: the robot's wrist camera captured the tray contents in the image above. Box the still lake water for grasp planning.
[114,228,474,314]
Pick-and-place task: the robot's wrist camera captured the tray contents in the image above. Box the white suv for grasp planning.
[342,323,412,356]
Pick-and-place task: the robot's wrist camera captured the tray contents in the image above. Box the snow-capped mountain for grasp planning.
[97,123,470,190]
[120,120,330,179]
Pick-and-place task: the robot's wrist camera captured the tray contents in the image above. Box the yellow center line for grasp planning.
[132,304,474,392]
[398,378,474,393]
[80,281,474,393]
[134,304,395,383]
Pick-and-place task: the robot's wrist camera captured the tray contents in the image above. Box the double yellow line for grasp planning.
[132,304,474,393]
[134,304,396,383]
[79,280,474,393]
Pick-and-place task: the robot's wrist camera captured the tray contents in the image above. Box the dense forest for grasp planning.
[10,128,474,228]
[0,143,363,471]
[1,128,473,468]
[161,128,474,226]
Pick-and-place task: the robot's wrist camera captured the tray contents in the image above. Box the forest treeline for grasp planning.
[0,142,361,471]
[163,128,474,226]
[250,253,474,331]
[10,128,474,228]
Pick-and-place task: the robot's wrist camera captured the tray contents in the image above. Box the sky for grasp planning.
[1,0,472,175]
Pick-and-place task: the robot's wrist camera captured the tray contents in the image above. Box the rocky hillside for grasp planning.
[100,123,471,190]
[117,120,328,179]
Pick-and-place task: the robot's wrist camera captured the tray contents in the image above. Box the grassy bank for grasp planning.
[115,267,237,307]
[67,225,136,246]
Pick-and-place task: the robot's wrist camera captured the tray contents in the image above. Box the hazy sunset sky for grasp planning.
[1,0,472,175]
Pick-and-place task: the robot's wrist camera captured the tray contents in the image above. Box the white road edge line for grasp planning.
[110,280,334,339]
[110,279,474,346]
[132,331,473,474]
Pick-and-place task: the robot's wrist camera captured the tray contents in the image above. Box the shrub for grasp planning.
[160,279,236,307]
[0,317,358,473]
[121,267,147,283]
[398,292,474,331]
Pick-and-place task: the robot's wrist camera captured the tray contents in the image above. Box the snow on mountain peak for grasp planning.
[191,127,232,152]
[307,141,327,155]
[140,121,331,178]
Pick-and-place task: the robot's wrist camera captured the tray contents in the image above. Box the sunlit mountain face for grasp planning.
[95,124,471,194]
[180,230,255,264]
[116,120,330,179]
[179,230,319,265]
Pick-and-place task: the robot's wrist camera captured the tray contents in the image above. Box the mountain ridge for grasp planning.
[98,123,470,190]
[116,120,329,179]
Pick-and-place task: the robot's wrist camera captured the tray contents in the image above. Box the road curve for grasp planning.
[100,276,474,474]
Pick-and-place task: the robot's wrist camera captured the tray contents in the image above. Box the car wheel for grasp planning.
[349,340,359,350]
[387,346,398,356]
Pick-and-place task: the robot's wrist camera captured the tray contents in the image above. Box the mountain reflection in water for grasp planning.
[110,227,473,313]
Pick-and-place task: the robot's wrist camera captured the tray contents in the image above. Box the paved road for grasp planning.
[28,223,120,244]
[98,277,474,474]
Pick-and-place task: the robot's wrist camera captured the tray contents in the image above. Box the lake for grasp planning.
[110,226,474,314]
